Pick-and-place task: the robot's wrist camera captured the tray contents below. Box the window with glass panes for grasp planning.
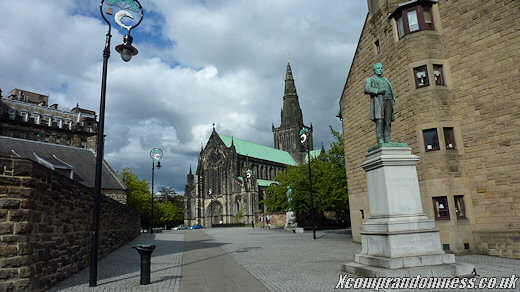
[454,195,466,219]
[423,128,439,151]
[395,3,434,39]
[433,196,450,220]
[443,127,456,150]
[433,64,445,85]
[414,65,429,88]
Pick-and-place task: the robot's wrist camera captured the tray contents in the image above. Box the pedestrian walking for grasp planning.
[260,215,264,228]
[266,214,271,229]
[251,220,255,228]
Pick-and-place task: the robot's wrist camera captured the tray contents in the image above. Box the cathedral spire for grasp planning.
[280,62,303,127]
[284,62,298,99]
[189,164,193,175]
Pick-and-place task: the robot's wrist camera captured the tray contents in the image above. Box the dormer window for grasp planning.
[56,118,63,128]
[32,113,40,124]
[21,111,29,122]
[8,109,16,120]
[43,115,52,126]
[392,1,435,39]
[65,119,73,130]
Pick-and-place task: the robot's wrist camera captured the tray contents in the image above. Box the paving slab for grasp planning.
[47,232,183,292]
[46,227,520,292]
[203,227,520,292]
[180,229,268,292]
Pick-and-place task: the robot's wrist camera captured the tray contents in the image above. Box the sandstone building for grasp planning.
[0,88,98,149]
[339,0,520,258]
[185,62,320,227]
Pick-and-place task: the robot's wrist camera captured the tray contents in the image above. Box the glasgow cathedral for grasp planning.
[184,62,321,227]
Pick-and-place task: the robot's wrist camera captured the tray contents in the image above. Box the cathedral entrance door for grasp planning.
[208,200,223,226]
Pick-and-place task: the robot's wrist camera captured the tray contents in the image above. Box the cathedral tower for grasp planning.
[272,62,313,164]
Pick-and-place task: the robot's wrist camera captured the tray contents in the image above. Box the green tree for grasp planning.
[119,168,151,229]
[263,126,348,224]
[235,209,244,223]
[157,186,184,228]
[119,169,185,229]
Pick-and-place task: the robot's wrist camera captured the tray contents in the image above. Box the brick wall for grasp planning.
[0,156,140,291]
[339,0,520,256]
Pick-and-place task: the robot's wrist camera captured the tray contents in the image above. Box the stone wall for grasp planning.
[339,0,520,256]
[476,231,520,259]
[0,156,140,291]
[257,213,286,228]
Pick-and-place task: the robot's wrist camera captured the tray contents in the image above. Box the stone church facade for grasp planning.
[339,0,520,258]
[184,62,318,227]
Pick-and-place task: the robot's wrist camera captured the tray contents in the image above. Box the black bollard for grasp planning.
[133,244,156,285]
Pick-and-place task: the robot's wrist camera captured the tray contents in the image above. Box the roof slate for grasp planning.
[218,134,297,166]
[0,136,125,190]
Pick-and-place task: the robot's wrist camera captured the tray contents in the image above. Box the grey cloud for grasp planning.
[0,0,367,193]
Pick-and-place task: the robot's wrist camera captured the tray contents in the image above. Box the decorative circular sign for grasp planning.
[245,169,252,179]
[299,127,309,144]
[208,188,213,195]
[103,0,142,32]
[150,148,163,161]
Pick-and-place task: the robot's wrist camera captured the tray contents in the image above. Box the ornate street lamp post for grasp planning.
[300,126,316,239]
[150,148,163,234]
[90,0,143,287]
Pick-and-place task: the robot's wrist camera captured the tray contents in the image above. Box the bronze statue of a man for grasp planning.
[364,62,395,145]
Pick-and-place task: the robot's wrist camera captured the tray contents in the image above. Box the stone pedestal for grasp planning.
[343,145,474,277]
[285,211,296,228]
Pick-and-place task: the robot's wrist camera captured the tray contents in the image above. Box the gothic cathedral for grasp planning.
[184,62,319,227]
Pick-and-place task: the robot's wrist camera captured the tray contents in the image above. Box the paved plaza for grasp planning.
[48,227,520,292]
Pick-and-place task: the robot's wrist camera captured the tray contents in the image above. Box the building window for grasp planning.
[8,109,16,120]
[43,115,52,126]
[454,195,466,219]
[433,64,445,86]
[44,135,50,142]
[413,65,429,88]
[423,128,439,151]
[443,127,456,150]
[21,111,29,122]
[65,119,72,130]
[394,4,435,39]
[32,113,40,124]
[407,10,419,32]
[374,39,381,55]
[81,139,87,148]
[65,138,71,145]
[56,136,61,144]
[56,118,63,128]
[433,196,450,220]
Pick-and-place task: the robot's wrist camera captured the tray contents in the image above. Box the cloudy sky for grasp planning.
[0,0,367,194]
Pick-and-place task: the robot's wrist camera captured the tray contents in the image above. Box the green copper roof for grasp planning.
[237,177,279,187]
[257,179,279,186]
[304,149,322,163]
[219,134,297,166]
